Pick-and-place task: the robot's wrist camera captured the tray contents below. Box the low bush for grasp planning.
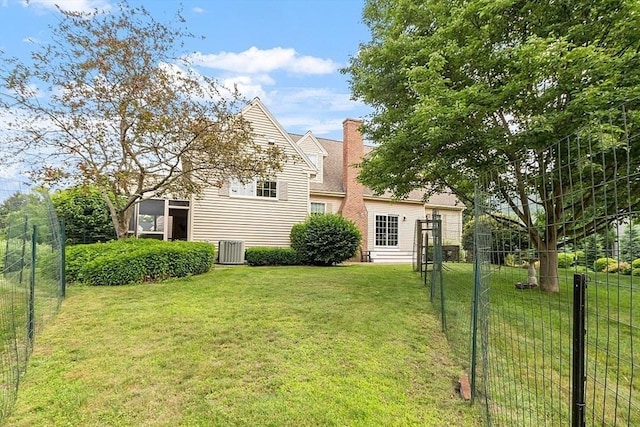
[80,251,147,286]
[67,239,215,285]
[290,214,361,266]
[65,244,107,282]
[632,259,640,269]
[605,261,630,274]
[557,252,575,268]
[593,257,618,272]
[245,247,301,266]
[574,250,586,266]
[619,262,632,275]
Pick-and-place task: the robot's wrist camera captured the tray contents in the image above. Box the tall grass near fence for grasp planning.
[471,100,640,425]
[0,181,64,421]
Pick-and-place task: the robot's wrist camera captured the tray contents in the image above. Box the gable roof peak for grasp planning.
[295,130,328,156]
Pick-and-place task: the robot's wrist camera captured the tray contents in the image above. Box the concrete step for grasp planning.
[369,251,413,263]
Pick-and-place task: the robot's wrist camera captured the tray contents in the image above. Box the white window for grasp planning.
[307,153,318,167]
[310,202,326,214]
[230,179,277,199]
[256,180,277,198]
[230,179,255,197]
[375,214,399,247]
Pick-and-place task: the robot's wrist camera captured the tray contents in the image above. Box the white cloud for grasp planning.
[192,6,205,14]
[187,47,337,75]
[23,0,111,14]
[219,75,270,101]
[22,36,40,44]
[259,88,368,137]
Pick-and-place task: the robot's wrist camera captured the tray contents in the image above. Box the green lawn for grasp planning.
[7,264,481,426]
[440,263,640,426]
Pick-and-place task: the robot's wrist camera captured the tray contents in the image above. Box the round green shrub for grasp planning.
[290,214,362,266]
[574,250,586,266]
[52,186,117,244]
[633,268,640,276]
[593,257,617,272]
[632,259,640,269]
[557,252,575,268]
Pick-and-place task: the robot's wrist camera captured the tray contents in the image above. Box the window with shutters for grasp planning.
[256,180,277,198]
[230,179,278,199]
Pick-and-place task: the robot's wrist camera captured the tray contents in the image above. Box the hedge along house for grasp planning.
[292,119,464,263]
[133,98,464,263]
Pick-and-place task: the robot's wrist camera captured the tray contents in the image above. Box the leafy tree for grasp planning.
[0,3,285,239]
[462,214,529,264]
[346,0,640,291]
[580,234,604,270]
[51,186,117,244]
[0,192,29,233]
[619,224,640,262]
[2,189,54,244]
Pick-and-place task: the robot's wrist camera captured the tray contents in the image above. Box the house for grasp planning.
[128,98,464,262]
[292,118,464,263]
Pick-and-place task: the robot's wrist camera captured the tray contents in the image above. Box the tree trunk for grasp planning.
[100,192,135,240]
[538,242,559,293]
[114,208,134,240]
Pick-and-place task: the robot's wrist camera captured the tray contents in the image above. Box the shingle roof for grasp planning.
[290,133,463,208]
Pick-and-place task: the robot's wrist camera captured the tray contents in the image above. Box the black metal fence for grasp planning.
[469,100,640,425]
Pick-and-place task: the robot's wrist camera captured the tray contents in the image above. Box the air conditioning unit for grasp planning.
[218,240,245,264]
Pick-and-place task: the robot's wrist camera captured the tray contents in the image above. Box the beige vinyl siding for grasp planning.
[425,207,464,244]
[365,200,426,253]
[190,104,310,247]
[298,137,317,154]
[309,195,343,214]
[298,137,324,183]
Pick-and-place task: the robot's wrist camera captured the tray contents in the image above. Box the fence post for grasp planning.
[18,217,28,285]
[60,219,66,299]
[28,225,37,349]
[3,230,9,275]
[470,253,480,403]
[572,273,587,427]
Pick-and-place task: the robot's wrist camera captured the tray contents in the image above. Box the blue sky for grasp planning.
[0,0,372,142]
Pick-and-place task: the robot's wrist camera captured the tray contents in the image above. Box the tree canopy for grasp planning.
[0,3,285,238]
[346,0,640,291]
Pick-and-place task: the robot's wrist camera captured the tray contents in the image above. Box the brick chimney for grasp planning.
[339,118,368,257]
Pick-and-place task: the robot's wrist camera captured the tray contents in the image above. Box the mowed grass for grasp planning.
[441,263,640,426]
[7,264,481,426]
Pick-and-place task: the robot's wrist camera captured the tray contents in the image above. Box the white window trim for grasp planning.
[374,213,400,248]
[230,178,279,200]
[310,202,326,214]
